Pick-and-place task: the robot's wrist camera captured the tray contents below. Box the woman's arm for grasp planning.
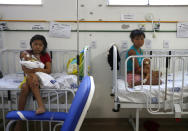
[22,61,51,74]
[22,66,35,74]
[32,62,51,74]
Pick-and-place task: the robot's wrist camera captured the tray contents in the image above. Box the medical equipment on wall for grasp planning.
[145,13,160,38]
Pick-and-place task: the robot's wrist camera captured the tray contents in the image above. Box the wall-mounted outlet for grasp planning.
[20,40,27,48]
[90,41,97,49]
[145,39,152,49]
[121,40,128,49]
[0,39,3,49]
[163,40,169,48]
[0,32,3,48]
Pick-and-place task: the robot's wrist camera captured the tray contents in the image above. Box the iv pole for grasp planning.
[76,0,80,84]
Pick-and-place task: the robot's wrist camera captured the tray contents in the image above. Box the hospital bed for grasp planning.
[0,46,90,131]
[111,45,188,131]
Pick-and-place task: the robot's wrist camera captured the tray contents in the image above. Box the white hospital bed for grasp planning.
[111,45,188,131]
[0,46,90,131]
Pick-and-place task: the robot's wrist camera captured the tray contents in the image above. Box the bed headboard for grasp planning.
[0,49,77,75]
[118,48,188,77]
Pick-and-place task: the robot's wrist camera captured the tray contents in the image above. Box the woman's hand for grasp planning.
[22,66,44,74]
[22,66,35,74]
[33,68,43,73]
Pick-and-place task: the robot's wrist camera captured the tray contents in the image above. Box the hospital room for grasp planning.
[0,0,188,131]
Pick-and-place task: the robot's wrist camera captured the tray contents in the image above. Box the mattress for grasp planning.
[0,72,77,90]
[0,73,77,111]
[117,72,188,103]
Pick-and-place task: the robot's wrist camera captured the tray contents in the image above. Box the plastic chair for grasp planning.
[6,76,95,131]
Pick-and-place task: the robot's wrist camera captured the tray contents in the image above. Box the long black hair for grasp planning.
[30,34,48,55]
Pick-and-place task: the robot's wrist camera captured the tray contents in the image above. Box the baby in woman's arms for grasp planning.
[20,51,59,89]
[20,51,44,69]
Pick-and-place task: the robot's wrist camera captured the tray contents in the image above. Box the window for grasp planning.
[108,0,188,6]
[0,0,42,5]
[150,0,188,5]
[108,0,148,5]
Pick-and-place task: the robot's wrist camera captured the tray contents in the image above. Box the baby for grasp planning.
[20,51,59,89]
[20,51,44,69]
[143,58,151,84]
[143,58,162,85]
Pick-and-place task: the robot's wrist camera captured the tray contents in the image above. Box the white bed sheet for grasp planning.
[0,72,77,90]
[117,73,188,103]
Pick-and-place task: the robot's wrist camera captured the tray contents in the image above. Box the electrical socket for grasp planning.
[145,39,152,49]
[20,40,27,48]
[90,41,96,49]
[163,40,169,48]
[121,40,128,49]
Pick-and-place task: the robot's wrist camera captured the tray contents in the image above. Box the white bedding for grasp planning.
[0,72,77,90]
[117,72,188,103]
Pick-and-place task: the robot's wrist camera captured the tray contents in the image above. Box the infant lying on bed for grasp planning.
[20,51,60,89]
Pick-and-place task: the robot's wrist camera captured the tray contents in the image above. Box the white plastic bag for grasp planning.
[35,72,60,89]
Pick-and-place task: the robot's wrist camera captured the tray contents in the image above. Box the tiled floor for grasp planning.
[3,118,188,131]
[80,118,188,131]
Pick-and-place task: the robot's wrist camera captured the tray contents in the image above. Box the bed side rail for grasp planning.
[0,88,75,131]
[0,49,77,74]
[0,47,90,76]
[112,45,118,96]
[83,46,91,77]
[124,55,188,116]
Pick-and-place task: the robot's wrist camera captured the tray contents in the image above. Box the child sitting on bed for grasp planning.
[126,29,146,87]
[15,34,52,131]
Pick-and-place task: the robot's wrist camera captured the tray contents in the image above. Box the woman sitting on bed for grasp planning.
[126,29,146,88]
[14,34,52,131]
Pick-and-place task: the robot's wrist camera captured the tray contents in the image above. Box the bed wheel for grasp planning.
[110,93,114,97]
[112,108,119,112]
[112,104,120,112]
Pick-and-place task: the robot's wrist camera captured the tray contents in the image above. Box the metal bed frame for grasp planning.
[0,46,90,131]
[111,45,188,131]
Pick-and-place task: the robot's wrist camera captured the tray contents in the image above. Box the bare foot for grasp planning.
[36,106,45,114]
